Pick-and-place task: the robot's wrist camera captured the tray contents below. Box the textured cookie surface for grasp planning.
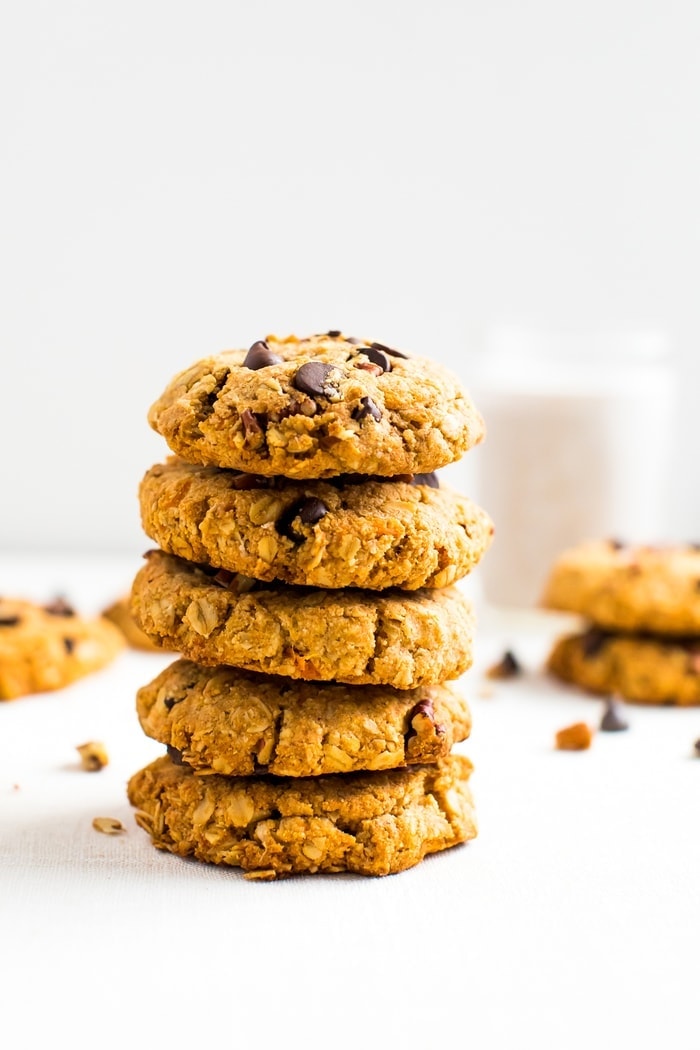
[147,333,484,478]
[128,752,476,877]
[548,628,700,706]
[102,596,163,652]
[137,658,472,776]
[130,550,475,689]
[0,597,124,700]
[542,540,700,635]
[139,459,493,591]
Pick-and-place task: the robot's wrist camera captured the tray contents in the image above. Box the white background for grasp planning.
[1,0,699,554]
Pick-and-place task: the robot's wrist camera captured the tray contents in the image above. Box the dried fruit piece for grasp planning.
[92,817,124,835]
[555,722,594,751]
[76,741,109,772]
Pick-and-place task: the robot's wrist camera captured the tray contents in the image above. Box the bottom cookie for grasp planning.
[547,628,700,706]
[128,753,476,877]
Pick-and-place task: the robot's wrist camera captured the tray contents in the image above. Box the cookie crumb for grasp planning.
[555,722,594,751]
[244,869,277,881]
[77,741,109,772]
[477,684,495,699]
[92,816,124,835]
[600,697,629,733]
[486,649,521,680]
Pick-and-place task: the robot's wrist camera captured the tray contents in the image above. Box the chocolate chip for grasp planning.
[689,543,700,552]
[63,637,75,654]
[326,330,342,338]
[609,539,626,550]
[353,396,382,422]
[276,496,328,541]
[346,337,366,346]
[213,568,236,588]
[43,597,75,617]
[293,361,339,399]
[364,346,392,373]
[240,408,265,438]
[694,738,700,757]
[486,650,522,680]
[407,697,447,737]
[230,472,269,490]
[370,341,408,360]
[276,400,316,422]
[581,628,608,658]
[600,697,629,732]
[412,472,440,489]
[243,341,283,370]
[163,696,180,711]
[167,745,185,765]
[0,615,20,627]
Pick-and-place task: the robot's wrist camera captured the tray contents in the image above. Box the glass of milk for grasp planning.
[466,327,677,610]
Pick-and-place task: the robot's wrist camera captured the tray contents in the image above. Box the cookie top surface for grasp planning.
[137,658,472,777]
[542,539,700,635]
[548,628,700,706]
[128,752,476,877]
[147,333,485,478]
[0,597,124,700]
[130,549,475,688]
[139,459,493,591]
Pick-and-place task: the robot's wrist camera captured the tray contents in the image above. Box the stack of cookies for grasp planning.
[544,540,700,706]
[127,333,493,877]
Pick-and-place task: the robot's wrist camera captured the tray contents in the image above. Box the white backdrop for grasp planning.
[1,0,698,553]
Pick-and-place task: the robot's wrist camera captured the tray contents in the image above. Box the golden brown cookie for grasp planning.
[128,752,476,877]
[0,597,124,700]
[542,539,700,635]
[147,333,484,479]
[137,658,472,776]
[130,550,475,689]
[139,459,494,591]
[102,596,163,652]
[547,627,700,705]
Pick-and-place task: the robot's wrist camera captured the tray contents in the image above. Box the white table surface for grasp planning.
[2,554,699,1050]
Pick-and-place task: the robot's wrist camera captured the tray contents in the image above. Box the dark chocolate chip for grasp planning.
[0,615,20,627]
[370,341,408,360]
[364,346,392,373]
[243,341,283,370]
[600,697,629,732]
[412,472,440,489]
[276,496,328,541]
[240,408,265,438]
[63,637,75,655]
[230,473,269,490]
[163,696,180,711]
[43,597,75,617]
[353,396,382,422]
[694,738,700,756]
[167,744,185,765]
[486,650,522,679]
[581,628,608,658]
[609,539,626,550]
[293,361,339,400]
[326,330,342,338]
[346,337,366,346]
[213,568,236,588]
[276,400,316,422]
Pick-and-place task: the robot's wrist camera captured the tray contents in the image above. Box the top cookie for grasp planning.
[542,539,700,635]
[147,333,484,478]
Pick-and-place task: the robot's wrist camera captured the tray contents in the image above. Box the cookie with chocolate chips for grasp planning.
[0,597,124,700]
[542,539,700,635]
[128,751,476,877]
[136,658,471,777]
[130,549,475,689]
[139,458,494,591]
[547,628,700,706]
[147,333,485,479]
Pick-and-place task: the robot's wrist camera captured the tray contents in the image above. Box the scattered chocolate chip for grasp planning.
[276,496,328,541]
[293,361,339,400]
[353,396,382,422]
[486,650,522,680]
[609,539,626,550]
[167,745,185,765]
[371,341,408,360]
[243,341,283,370]
[63,637,75,654]
[355,361,384,377]
[240,408,265,438]
[412,472,440,489]
[326,330,342,338]
[600,697,629,732]
[0,615,20,627]
[581,627,608,658]
[43,597,75,617]
[364,346,392,373]
[694,738,700,756]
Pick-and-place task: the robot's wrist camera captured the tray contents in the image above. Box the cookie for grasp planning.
[147,333,484,479]
[130,550,475,689]
[128,752,476,877]
[0,597,124,700]
[102,596,163,652]
[139,459,494,591]
[547,628,700,705]
[542,539,700,635]
[137,658,472,776]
